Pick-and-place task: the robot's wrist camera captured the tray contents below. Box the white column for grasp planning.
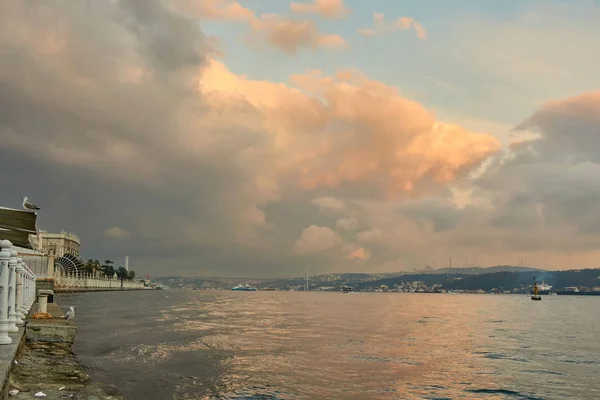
[0,240,13,344]
[7,250,18,332]
[15,259,24,325]
[47,252,55,278]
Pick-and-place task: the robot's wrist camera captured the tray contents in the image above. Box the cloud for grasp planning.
[249,14,346,54]
[294,225,341,254]
[104,226,131,239]
[172,0,346,53]
[336,217,357,230]
[356,229,384,244]
[200,61,500,198]
[290,0,349,19]
[10,0,596,276]
[349,247,370,260]
[513,92,600,163]
[359,12,426,39]
[311,197,346,213]
[171,0,255,21]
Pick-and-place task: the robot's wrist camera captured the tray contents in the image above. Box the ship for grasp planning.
[529,284,600,296]
[529,281,552,295]
[554,288,600,296]
[231,284,257,291]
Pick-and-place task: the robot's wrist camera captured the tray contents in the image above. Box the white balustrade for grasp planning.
[0,240,13,344]
[53,271,144,290]
[7,250,18,332]
[22,265,35,318]
[0,239,147,346]
[15,258,24,325]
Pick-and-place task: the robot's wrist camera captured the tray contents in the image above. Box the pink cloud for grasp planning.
[200,60,501,198]
[359,12,427,39]
[290,0,349,19]
[249,14,346,54]
[349,247,370,260]
[172,0,346,53]
[294,225,341,254]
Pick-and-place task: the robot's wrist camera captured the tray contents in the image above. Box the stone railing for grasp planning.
[0,240,37,345]
[54,271,145,289]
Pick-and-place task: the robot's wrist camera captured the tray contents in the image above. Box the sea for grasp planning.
[58,290,600,400]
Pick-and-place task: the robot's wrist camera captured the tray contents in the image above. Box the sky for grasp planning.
[1,0,600,277]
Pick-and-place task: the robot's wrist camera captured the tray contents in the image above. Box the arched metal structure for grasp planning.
[55,254,84,275]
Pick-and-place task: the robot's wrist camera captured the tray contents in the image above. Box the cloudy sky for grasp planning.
[1,0,599,277]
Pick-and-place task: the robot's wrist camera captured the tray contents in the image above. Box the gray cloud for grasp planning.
[2,0,597,276]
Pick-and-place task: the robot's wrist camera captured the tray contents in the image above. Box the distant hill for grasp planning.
[411,265,541,275]
[355,269,600,292]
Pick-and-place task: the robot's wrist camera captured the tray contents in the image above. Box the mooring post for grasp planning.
[0,240,13,344]
[36,290,53,314]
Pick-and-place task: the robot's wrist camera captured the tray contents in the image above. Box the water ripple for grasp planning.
[60,291,600,400]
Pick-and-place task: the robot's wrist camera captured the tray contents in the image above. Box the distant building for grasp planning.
[33,230,81,258]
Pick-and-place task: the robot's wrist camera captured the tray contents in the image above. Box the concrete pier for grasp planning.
[2,302,125,399]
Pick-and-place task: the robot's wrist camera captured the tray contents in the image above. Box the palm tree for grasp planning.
[93,260,101,274]
[116,267,128,288]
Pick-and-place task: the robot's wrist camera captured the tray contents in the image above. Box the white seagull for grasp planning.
[22,196,41,210]
[65,306,76,320]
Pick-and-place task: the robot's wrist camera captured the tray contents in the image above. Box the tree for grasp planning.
[126,270,136,280]
[101,264,115,279]
[116,267,128,288]
[84,259,95,274]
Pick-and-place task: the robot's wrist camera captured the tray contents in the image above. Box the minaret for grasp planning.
[125,256,129,271]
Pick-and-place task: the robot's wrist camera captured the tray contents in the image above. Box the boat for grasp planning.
[341,286,354,293]
[531,278,541,301]
[231,284,257,291]
[529,281,552,295]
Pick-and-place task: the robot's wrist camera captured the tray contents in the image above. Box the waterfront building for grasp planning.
[32,230,81,258]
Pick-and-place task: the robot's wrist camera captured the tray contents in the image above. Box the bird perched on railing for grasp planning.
[22,196,40,210]
[65,306,76,320]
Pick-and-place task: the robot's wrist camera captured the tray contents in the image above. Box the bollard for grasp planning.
[36,290,53,314]
[0,240,13,344]
[7,250,18,332]
[15,258,24,325]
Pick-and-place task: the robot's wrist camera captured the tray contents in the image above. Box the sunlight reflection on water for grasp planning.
[61,291,600,400]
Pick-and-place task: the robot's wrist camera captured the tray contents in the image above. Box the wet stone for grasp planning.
[7,342,125,399]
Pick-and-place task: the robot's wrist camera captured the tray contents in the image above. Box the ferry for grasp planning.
[231,284,257,291]
[341,286,354,293]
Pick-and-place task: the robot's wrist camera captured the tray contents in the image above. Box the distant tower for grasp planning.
[125,256,129,271]
[305,264,309,292]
